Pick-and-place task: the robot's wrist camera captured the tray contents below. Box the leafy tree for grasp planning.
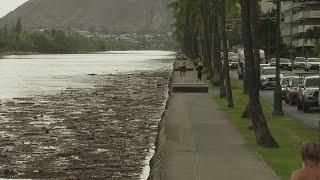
[15,32,34,51]
[0,28,9,52]
[305,26,320,57]
[15,17,22,35]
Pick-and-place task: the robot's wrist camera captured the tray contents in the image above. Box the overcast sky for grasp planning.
[0,0,28,18]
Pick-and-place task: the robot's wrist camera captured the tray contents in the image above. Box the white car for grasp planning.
[268,58,293,70]
[305,58,320,71]
[293,57,307,69]
[260,64,271,69]
[260,67,283,90]
[297,76,320,112]
[227,52,240,70]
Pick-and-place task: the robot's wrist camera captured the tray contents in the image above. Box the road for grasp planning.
[229,68,320,132]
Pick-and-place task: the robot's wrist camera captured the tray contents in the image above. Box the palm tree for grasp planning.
[201,0,215,80]
[170,0,201,59]
[210,0,225,95]
[241,0,279,148]
[220,0,234,106]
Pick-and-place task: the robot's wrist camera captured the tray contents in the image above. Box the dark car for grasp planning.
[284,76,300,105]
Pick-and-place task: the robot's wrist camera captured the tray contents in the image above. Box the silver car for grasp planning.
[293,57,307,69]
[260,67,283,90]
[297,76,320,112]
[305,58,320,71]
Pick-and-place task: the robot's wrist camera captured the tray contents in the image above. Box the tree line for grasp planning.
[171,0,279,148]
[0,18,174,54]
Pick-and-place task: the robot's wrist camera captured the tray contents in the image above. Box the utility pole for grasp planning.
[273,0,284,115]
[267,10,270,61]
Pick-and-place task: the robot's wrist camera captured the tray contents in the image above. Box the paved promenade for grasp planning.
[161,71,279,180]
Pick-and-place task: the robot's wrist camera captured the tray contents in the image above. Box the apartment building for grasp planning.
[260,0,275,13]
[281,0,320,57]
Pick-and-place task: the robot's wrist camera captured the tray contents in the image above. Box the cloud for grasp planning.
[0,0,28,18]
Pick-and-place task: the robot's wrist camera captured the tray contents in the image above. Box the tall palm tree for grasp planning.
[201,0,214,80]
[220,0,234,106]
[241,0,279,148]
[211,0,224,95]
[170,0,201,59]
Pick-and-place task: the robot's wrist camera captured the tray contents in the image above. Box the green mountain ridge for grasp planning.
[0,0,172,32]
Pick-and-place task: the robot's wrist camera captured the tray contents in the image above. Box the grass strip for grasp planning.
[207,79,320,180]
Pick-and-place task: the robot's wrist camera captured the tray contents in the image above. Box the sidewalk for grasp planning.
[161,71,279,180]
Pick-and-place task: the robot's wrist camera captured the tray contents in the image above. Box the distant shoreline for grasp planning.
[0,51,99,57]
[0,50,174,57]
[0,51,40,56]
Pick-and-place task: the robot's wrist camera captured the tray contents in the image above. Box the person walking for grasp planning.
[196,63,203,82]
[290,142,320,180]
[180,61,187,77]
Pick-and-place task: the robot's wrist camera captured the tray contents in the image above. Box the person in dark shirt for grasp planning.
[179,61,187,77]
[196,63,203,82]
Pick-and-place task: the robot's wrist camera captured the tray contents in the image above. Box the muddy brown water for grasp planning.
[0,51,175,179]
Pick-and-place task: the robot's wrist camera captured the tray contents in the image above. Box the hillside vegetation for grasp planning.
[0,0,172,32]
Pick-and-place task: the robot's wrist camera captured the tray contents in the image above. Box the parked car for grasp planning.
[280,76,292,99]
[293,57,307,69]
[228,56,239,70]
[269,58,276,67]
[237,62,268,80]
[269,58,292,70]
[280,58,293,70]
[260,64,271,69]
[297,76,320,112]
[260,67,283,90]
[284,76,300,105]
[305,58,320,71]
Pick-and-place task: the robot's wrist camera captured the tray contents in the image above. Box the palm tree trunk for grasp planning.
[220,0,234,106]
[240,0,249,95]
[211,0,224,91]
[201,0,214,80]
[243,0,279,148]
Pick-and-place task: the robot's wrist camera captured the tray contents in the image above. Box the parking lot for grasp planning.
[230,69,320,132]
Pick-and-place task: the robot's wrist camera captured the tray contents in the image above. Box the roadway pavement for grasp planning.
[161,71,279,180]
[229,69,320,132]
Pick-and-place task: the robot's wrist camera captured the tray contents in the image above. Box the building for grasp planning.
[260,0,275,13]
[281,0,320,57]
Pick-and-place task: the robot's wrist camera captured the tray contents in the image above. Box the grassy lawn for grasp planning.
[208,79,320,180]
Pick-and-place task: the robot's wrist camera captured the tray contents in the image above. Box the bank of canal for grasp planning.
[0,51,175,179]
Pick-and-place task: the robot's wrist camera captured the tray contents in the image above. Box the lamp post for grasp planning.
[273,0,284,115]
[267,10,270,61]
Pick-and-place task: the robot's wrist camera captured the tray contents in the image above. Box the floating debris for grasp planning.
[0,71,171,179]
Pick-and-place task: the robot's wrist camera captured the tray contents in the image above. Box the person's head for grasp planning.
[300,142,320,166]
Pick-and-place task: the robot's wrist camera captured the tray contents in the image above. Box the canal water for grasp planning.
[0,51,175,179]
[0,51,174,99]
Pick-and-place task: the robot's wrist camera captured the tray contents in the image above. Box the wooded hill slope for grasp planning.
[0,0,172,32]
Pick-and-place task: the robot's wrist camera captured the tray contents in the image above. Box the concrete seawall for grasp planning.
[147,65,175,180]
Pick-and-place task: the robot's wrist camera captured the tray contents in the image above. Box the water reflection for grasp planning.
[0,51,175,99]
